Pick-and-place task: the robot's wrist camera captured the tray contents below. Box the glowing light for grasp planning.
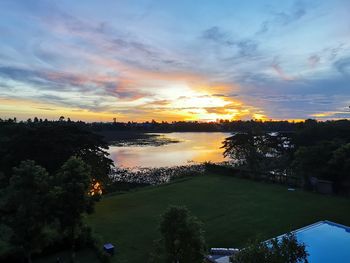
[89,179,103,196]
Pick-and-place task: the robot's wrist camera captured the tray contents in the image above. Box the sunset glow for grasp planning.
[1,0,350,121]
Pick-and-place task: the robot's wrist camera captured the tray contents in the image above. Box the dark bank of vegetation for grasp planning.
[220,119,350,195]
[0,119,113,189]
[0,157,107,263]
[0,115,321,135]
[0,120,115,262]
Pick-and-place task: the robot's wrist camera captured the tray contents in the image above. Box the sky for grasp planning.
[0,0,350,122]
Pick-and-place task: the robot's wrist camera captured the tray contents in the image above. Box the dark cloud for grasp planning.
[211,94,226,97]
[274,6,306,26]
[236,72,350,119]
[201,26,259,58]
[36,107,56,111]
[0,66,49,88]
[237,40,258,57]
[0,66,148,102]
[334,57,350,76]
[256,1,307,35]
[38,94,65,102]
[328,44,344,60]
[308,55,320,68]
[202,26,230,44]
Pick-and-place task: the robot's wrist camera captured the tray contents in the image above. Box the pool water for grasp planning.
[292,221,350,262]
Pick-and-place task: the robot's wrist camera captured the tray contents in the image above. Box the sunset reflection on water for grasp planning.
[108,132,230,168]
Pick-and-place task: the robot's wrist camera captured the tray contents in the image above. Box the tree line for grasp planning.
[0,121,114,262]
[0,116,327,133]
[222,119,350,194]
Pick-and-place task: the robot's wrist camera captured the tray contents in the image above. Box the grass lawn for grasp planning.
[85,173,350,263]
[34,249,99,263]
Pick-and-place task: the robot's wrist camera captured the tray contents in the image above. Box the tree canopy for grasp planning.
[0,161,55,263]
[231,233,308,263]
[152,206,206,263]
[0,157,98,263]
[0,122,113,191]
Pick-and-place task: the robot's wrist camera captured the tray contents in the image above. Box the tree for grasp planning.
[0,123,113,191]
[231,233,308,263]
[222,132,265,177]
[329,143,350,194]
[292,140,341,189]
[264,132,294,172]
[152,206,206,263]
[0,161,55,263]
[52,157,95,262]
[222,132,293,178]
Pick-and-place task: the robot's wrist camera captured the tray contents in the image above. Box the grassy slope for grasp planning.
[87,174,350,263]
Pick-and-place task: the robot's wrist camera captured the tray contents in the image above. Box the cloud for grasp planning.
[0,65,139,98]
[236,40,259,57]
[271,58,296,81]
[256,1,307,35]
[334,57,350,77]
[201,26,259,58]
[36,107,56,111]
[211,94,227,97]
[311,110,350,119]
[308,55,320,68]
[202,26,231,44]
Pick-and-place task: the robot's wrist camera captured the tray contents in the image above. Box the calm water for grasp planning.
[108,132,230,167]
[292,221,350,262]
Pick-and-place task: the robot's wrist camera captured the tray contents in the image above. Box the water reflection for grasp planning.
[108,132,230,167]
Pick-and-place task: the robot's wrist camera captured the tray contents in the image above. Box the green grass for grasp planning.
[85,174,350,263]
[34,249,99,263]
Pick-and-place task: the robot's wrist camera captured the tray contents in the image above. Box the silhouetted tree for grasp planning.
[0,161,56,263]
[329,143,350,194]
[151,206,206,263]
[0,123,113,191]
[292,140,341,189]
[222,132,267,177]
[52,157,95,262]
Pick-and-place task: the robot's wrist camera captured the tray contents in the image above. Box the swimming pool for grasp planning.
[290,221,350,262]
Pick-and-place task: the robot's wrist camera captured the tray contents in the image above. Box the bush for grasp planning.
[151,206,207,263]
[231,233,308,263]
[90,234,111,263]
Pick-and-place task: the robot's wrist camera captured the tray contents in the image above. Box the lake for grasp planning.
[108,132,230,167]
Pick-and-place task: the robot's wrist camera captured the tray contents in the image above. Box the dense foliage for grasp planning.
[0,161,54,263]
[222,119,350,194]
[222,132,293,179]
[151,206,206,263]
[52,157,96,261]
[0,120,113,191]
[231,233,308,263]
[0,157,98,262]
